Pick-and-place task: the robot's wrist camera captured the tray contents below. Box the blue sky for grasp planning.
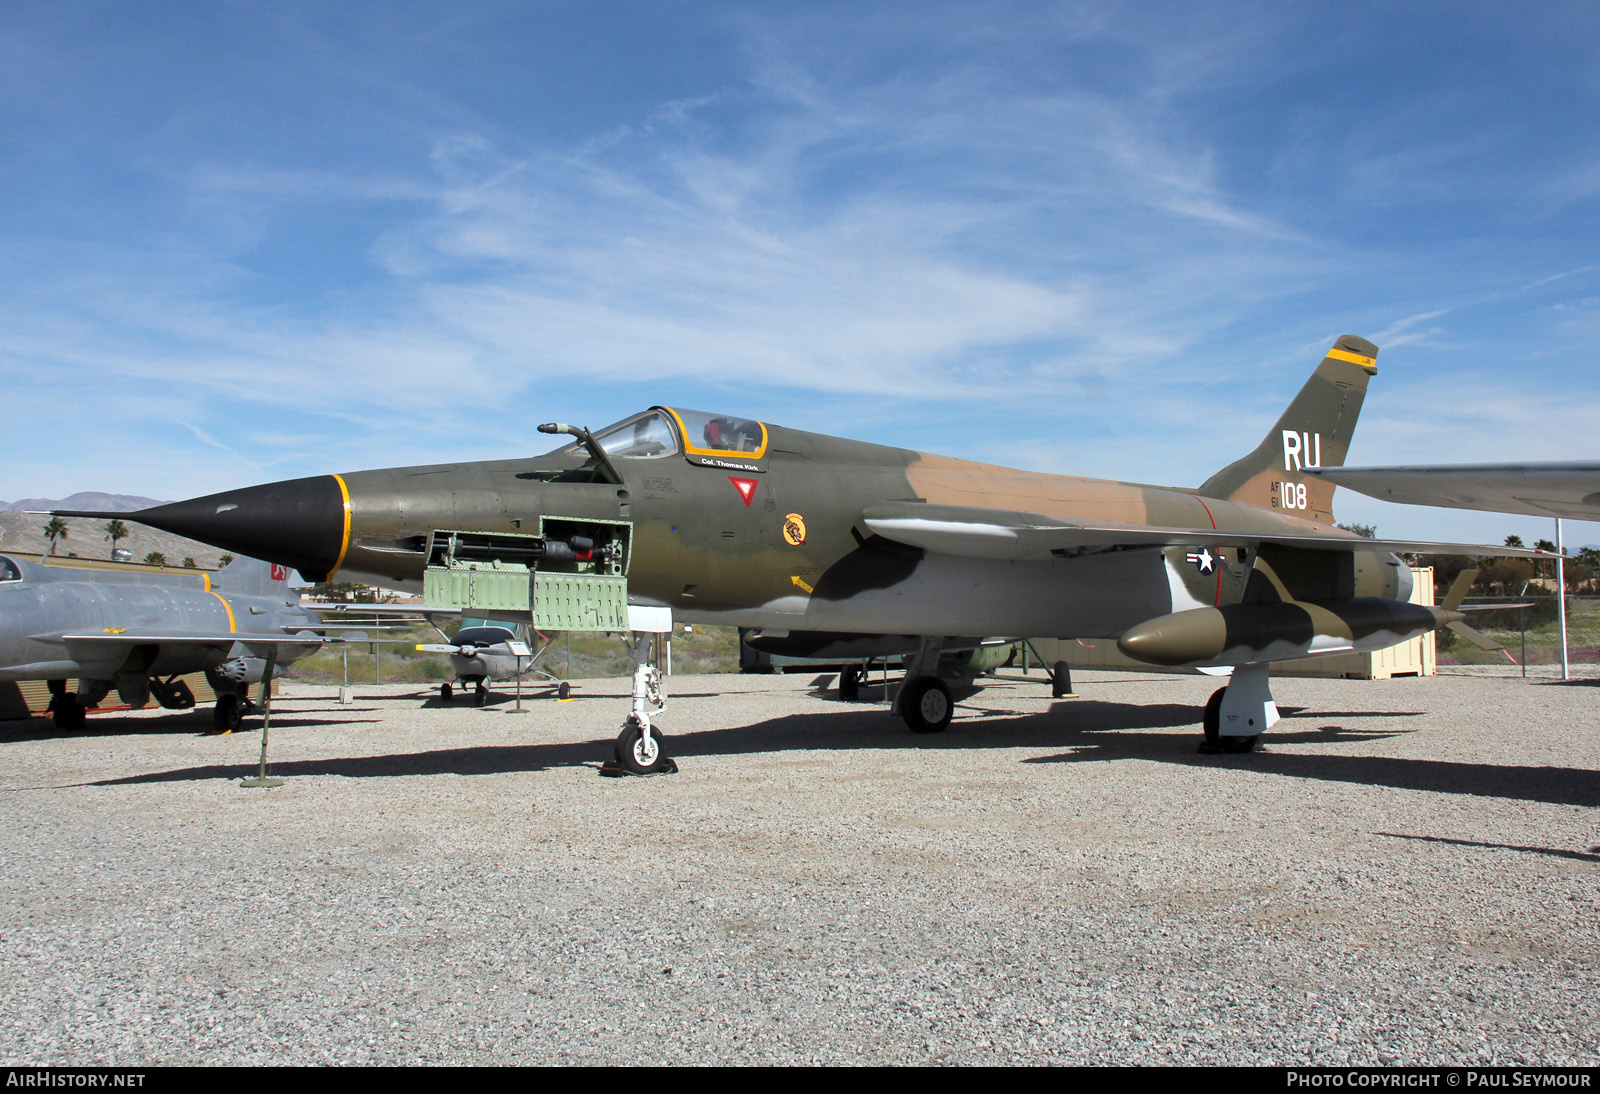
[5,1,1600,547]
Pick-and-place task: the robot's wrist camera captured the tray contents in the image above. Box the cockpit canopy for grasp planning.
[0,556,19,582]
[555,408,770,463]
[455,625,516,648]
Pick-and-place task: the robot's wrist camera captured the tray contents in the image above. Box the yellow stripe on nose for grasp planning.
[328,473,353,578]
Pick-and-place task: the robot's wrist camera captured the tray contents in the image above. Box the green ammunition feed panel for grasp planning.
[532,571,630,631]
[423,520,632,631]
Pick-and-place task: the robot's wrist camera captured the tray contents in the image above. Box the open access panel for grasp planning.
[422,516,631,632]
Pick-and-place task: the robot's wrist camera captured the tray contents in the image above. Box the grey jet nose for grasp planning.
[55,475,350,582]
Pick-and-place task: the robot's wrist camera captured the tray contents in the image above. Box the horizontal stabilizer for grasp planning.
[1306,463,1600,521]
[861,501,1548,562]
[1446,620,1506,652]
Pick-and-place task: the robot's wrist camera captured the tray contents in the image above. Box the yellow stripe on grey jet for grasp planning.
[1325,347,1377,371]
[328,473,353,579]
[210,591,237,633]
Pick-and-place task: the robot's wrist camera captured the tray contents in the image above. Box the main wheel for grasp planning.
[1200,687,1258,754]
[440,682,453,702]
[902,676,953,734]
[51,696,86,731]
[838,664,861,701]
[1051,660,1072,699]
[213,694,243,733]
[615,718,671,775]
[557,681,571,700]
[1202,686,1224,746]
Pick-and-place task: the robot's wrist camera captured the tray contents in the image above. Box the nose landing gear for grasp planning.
[601,631,676,776]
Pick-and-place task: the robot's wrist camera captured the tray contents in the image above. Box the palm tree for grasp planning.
[144,551,167,567]
[42,516,68,556]
[103,519,129,559]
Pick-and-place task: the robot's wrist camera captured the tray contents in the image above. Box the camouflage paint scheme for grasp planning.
[67,336,1528,747]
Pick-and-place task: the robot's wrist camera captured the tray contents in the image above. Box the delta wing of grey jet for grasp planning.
[0,554,327,731]
[63,336,1537,768]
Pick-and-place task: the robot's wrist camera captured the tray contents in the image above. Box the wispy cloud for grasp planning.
[2,1,1599,551]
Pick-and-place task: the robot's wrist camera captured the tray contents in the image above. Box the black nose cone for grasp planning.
[93,475,348,581]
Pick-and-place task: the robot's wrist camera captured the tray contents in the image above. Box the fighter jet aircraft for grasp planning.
[0,554,326,731]
[61,336,1531,767]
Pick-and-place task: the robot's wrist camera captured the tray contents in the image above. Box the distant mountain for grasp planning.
[1,492,165,513]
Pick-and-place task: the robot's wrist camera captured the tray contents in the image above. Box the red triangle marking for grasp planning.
[728,477,758,507]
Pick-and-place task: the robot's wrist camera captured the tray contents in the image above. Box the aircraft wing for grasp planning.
[51,632,332,657]
[55,633,327,643]
[861,501,1546,561]
[1305,463,1600,521]
[308,603,463,617]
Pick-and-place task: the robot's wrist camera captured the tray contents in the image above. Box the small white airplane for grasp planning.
[415,618,571,706]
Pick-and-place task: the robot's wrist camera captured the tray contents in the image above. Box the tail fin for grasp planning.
[210,554,299,598]
[1197,335,1378,524]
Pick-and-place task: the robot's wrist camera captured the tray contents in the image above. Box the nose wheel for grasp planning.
[613,716,676,776]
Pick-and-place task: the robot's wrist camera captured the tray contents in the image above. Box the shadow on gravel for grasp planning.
[1023,728,1600,808]
[0,710,383,741]
[82,737,615,786]
[70,695,1600,809]
[1376,831,1600,863]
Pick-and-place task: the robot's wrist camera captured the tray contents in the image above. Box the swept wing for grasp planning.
[861,501,1547,561]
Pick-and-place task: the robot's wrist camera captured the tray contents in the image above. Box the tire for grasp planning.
[615,718,670,775]
[440,683,453,703]
[1202,687,1224,749]
[51,697,86,731]
[902,676,953,734]
[472,679,487,707]
[557,681,571,700]
[213,694,243,733]
[1051,660,1072,699]
[839,665,861,701]
[1202,687,1259,753]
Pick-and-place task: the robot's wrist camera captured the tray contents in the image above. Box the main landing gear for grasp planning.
[212,693,255,733]
[838,663,863,701]
[44,679,85,730]
[895,637,953,735]
[1198,662,1278,755]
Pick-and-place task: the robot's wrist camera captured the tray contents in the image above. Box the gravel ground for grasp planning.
[1,668,1596,1066]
